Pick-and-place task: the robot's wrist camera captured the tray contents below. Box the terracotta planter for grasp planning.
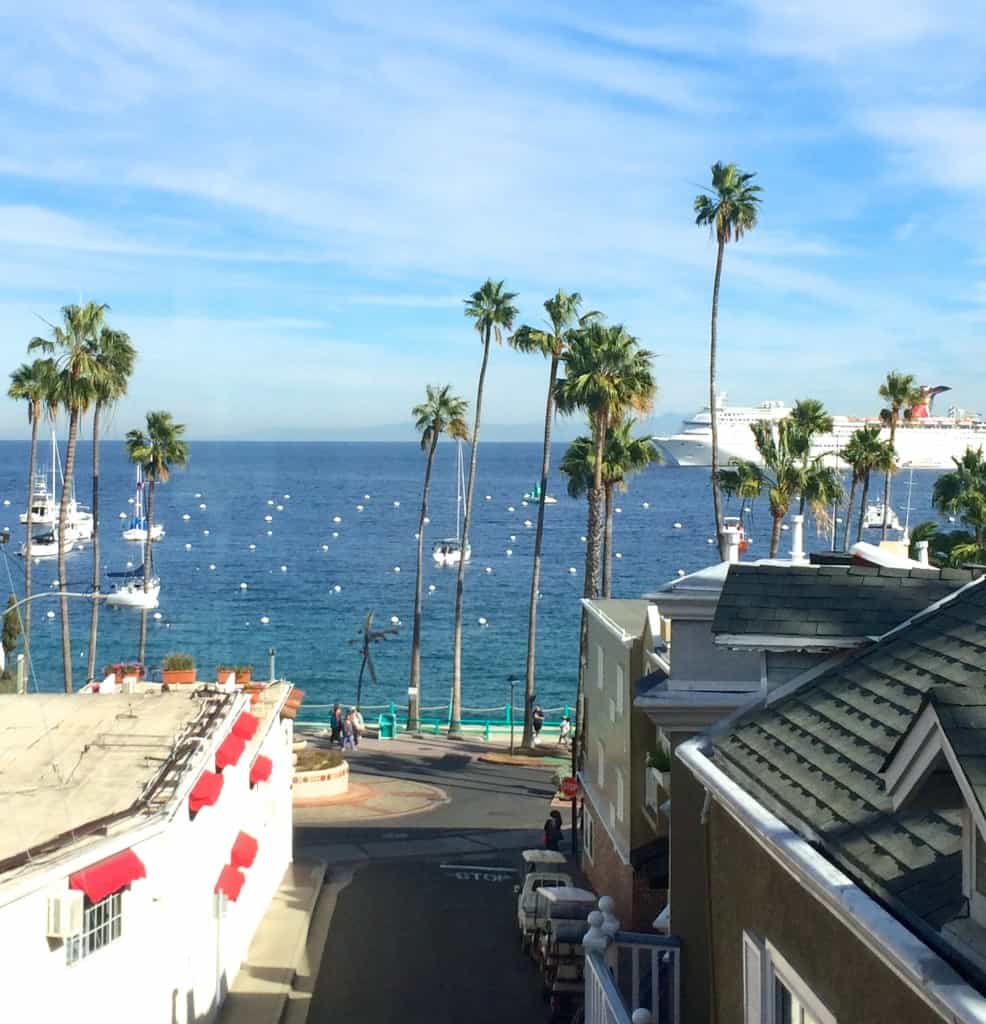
[236,669,252,684]
[162,669,196,685]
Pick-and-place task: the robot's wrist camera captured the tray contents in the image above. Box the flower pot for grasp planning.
[162,669,196,685]
[235,669,252,684]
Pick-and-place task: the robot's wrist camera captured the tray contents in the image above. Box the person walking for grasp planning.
[330,704,343,747]
[532,704,545,746]
[550,810,565,852]
[352,706,365,747]
[342,710,356,752]
[543,813,560,851]
[558,715,572,749]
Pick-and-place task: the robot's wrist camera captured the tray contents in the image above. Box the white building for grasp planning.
[0,681,294,1023]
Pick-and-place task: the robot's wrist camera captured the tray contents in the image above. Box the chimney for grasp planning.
[790,514,807,564]
[915,540,929,566]
[725,529,741,564]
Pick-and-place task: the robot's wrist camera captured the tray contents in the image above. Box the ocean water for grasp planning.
[0,441,949,714]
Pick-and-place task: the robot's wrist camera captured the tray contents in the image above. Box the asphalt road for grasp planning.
[299,736,563,1024]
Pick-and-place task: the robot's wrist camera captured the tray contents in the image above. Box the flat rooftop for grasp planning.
[0,691,219,867]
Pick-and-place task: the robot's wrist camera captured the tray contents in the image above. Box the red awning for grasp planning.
[214,864,246,902]
[189,770,224,813]
[250,755,273,784]
[231,831,259,869]
[215,733,246,771]
[70,848,146,903]
[232,712,259,741]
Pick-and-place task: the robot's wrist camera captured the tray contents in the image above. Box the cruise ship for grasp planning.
[655,389,986,469]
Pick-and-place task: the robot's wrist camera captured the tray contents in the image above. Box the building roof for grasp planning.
[587,598,650,639]
[924,687,986,822]
[712,563,973,643]
[713,577,986,950]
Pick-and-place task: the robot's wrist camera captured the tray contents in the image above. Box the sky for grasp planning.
[1,0,985,440]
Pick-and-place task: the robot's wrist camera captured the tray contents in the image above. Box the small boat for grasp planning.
[863,502,901,531]
[433,439,472,566]
[20,526,84,560]
[122,465,164,542]
[522,482,557,504]
[104,564,160,610]
[18,429,94,539]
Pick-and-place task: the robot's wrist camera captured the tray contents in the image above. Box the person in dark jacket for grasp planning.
[532,704,545,745]
[543,815,561,851]
[330,704,343,746]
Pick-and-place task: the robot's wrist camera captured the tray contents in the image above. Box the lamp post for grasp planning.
[507,674,518,755]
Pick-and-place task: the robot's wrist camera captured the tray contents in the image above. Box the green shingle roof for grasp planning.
[712,563,972,641]
[714,577,986,948]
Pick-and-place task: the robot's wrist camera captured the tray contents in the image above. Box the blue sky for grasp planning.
[1,0,985,439]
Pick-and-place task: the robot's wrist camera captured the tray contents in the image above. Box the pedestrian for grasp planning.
[330,703,343,747]
[550,810,565,852]
[558,715,572,749]
[532,704,545,745]
[352,706,365,747]
[342,711,356,752]
[543,813,560,851]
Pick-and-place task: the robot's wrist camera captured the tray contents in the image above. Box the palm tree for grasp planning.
[7,358,58,679]
[451,280,518,737]
[29,302,106,692]
[694,162,762,559]
[933,447,986,558]
[600,416,658,597]
[856,434,896,544]
[408,385,469,732]
[878,371,922,538]
[554,323,656,599]
[789,399,834,515]
[509,290,599,747]
[86,327,136,682]
[125,412,189,664]
[839,425,887,548]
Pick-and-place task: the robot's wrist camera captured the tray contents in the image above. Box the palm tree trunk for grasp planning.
[710,237,727,560]
[408,431,439,732]
[585,414,607,600]
[58,408,80,693]
[22,408,39,684]
[522,353,559,749]
[857,472,871,543]
[603,483,614,598]
[881,421,895,540]
[139,480,154,665]
[451,331,492,737]
[769,511,783,558]
[86,402,102,683]
[843,476,858,551]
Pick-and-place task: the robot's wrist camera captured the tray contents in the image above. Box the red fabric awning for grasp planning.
[70,848,146,903]
[214,863,246,902]
[189,770,224,813]
[232,712,259,741]
[215,733,246,771]
[231,831,259,869]
[250,754,273,784]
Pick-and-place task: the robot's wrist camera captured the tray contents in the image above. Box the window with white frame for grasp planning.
[596,739,605,787]
[743,931,836,1024]
[615,766,625,823]
[595,643,604,690]
[615,664,625,716]
[582,806,595,862]
[66,891,123,965]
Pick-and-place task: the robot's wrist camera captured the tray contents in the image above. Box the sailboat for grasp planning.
[432,439,472,567]
[18,429,94,539]
[122,465,164,542]
[522,481,557,504]
[104,563,161,610]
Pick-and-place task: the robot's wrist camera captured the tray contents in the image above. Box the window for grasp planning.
[595,643,604,690]
[596,739,605,787]
[615,767,625,823]
[976,830,986,899]
[743,932,836,1024]
[66,891,123,965]
[616,664,625,716]
[583,807,594,862]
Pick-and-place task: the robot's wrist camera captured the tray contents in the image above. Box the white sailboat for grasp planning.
[104,563,161,610]
[18,429,94,540]
[433,439,472,567]
[122,465,164,542]
[862,502,902,532]
[20,524,85,560]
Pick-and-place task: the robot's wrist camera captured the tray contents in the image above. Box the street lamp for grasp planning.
[507,674,518,755]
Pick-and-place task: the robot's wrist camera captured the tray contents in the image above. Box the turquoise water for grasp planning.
[0,441,947,713]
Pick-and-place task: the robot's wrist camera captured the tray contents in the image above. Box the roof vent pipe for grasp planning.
[790,514,807,564]
[915,540,929,566]
[722,525,742,564]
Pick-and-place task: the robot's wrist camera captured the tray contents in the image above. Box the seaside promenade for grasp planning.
[223,730,572,1024]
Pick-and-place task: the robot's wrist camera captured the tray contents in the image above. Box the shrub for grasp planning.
[163,652,195,671]
[647,746,671,772]
[295,746,344,771]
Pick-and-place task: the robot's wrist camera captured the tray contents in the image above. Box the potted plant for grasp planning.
[235,664,253,684]
[162,652,196,685]
[103,662,144,681]
[647,746,672,792]
[215,664,234,683]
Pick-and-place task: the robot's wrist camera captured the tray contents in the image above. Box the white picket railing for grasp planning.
[585,950,634,1024]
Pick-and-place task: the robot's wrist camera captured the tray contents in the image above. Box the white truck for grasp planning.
[516,850,573,953]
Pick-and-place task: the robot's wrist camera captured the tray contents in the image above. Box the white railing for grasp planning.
[645,767,659,816]
[583,897,681,1024]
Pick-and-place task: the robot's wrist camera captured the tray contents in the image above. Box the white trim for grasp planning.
[716,633,869,652]
[578,773,630,865]
[883,704,946,810]
[743,930,765,1024]
[766,940,837,1024]
[677,736,986,1024]
[582,599,639,648]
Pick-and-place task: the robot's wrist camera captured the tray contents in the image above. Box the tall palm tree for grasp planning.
[451,280,518,737]
[86,327,136,682]
[509,290,599,747]
[789,399,834,516]
[125,411,189,664]
[7,358,58,680]
[29,302,106,692]
[857,437,896,544]
[694,162,762,559]
[599,417,658,597]
[878,371,922,538]
[408,385,469,732]
[839,425,887,549]
[554,323,656,599]
[933,446,986,557]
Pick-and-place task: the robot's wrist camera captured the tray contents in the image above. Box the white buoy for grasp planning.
[333,584,342,593]
[707,538,715,544]
[390,616,400,625]
[209,563,216,571]
[127,497,134,505]
[46,610,55,619]
[182,513,191,521]
[276,504,284,512]
[332,531,339,538]
[484,566,492,574]
[677,569,686,576]
[781,524,790,531]
[580,535,586,543]
[522,500,528,507]
[364,493,370,500]
[260,616,269,625]
[615,552,623,560]
[265,515,273,522]
[393,501,400,508]
[428,584,436,592]
[510,535,517,542]
[615,507,622,514]
[478,616,488,626]
[203,529,210,535]
[673,522,682,529]
[507,506,515,513]
[642,502,650,509]
[280,565,287,572]
[743,506,752,513]
[321,544,329,551]
[485,495,492,501]
[414,532,419,540]
[1,500,8,507]
[393,566,401,573]
[267,499,275,506]
[283,494,290,500]
[195,492,202,499]
[333,515,342,523]
[118,511,126,518]
[199,503,207,510]
[356,504,364,512]
[524,520,532,528]
[506,549,513,556]
[126,560,133,569]
[185,543,192,550]
[153,611,162,620]
[423,516,430,524]
[568,567,577,574]
[266,530,273,536]
[240,582,248,589]
[249,543,256,550]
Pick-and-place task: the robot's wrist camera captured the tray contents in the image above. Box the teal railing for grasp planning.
[296,702,575,741]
